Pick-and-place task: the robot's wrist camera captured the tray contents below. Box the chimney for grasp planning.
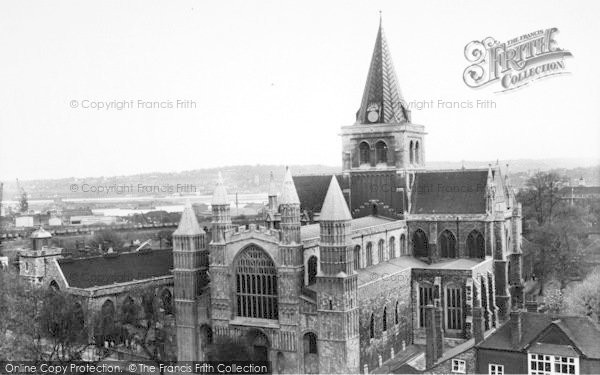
[510,309,522,348]
[425,303,444,368]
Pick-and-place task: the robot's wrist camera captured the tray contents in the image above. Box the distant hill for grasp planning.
[2,159,599,200]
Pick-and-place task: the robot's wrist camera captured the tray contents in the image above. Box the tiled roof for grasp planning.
[58,249,173,289]
[410,170,488,214]
[293,174,346,213]
[300,215,393,241]
[356,19,409,125]
[320,176,352,221]
[477,312,600,359]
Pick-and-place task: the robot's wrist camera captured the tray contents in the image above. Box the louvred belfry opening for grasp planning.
[356,18,410,125]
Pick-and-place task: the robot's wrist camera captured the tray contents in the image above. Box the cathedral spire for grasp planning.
[356,18,410,125]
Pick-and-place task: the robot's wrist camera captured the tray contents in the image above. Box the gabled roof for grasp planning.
[410,170,488,214]
[293,174,346,213]
[173,201,203,236]
[58,249,173,289]
[280,167,300,205]
[320,176,352,221]
[477,312,600,359]
[356,18,409,125]
[212,172,229,206]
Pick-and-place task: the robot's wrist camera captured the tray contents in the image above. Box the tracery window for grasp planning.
[439,230,457,258]
[235,245,278,320]
[467,230,485,258]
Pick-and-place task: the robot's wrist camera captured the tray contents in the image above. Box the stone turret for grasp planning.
[279,167,301,245]
[317,176,359,373]
[211,172,231,243]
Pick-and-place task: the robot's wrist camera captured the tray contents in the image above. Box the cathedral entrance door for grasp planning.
[248,330,269,362]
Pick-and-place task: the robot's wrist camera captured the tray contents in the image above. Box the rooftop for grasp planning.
[58,249,173,289]
[300,215,394,241]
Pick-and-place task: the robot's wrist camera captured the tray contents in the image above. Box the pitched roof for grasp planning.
[173,201,203,236]
[320,176,352,221]
[477,312,600,359]
[279,167,300,205]
[293,174,346,213]
[356,19,409,125]
[58,249,173,289]
[410,170,488,214]
[212,172,229,205]
[300,215,393,241]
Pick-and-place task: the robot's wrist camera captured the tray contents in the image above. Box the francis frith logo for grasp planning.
[463,27,573,92]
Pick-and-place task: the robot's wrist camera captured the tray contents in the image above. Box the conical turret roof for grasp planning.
[212,172,229,206]
[320,176,352,221]
[280,167,300,205]
[356,18,410,125]
[173,200,203,236]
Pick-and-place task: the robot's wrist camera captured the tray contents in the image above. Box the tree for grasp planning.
[563,270,600,323]
[156,230,173,249]
[18,192,28,213]
[518,171,564,225]
[88,229,123,252]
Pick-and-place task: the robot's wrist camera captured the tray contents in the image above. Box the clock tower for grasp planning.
[341,18,426,218]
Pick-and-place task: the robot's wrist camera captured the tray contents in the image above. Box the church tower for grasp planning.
[340,18,426,217]
[316,176,360,374]
[173,201,207,361]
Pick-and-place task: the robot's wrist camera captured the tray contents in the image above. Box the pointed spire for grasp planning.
[280,167,300,205]
[268,171,277,197]
[212,172,229,206]
[174,200,203,236]
[356,18,409,125]
[320,176,352,221]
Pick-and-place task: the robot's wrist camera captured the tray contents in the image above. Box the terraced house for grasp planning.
[173,19,524,374]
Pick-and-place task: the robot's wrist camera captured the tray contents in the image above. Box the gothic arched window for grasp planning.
[409,141,414,164]
[382,307,388,332]
[303,332,318,354]
[467,230,485,258]
[413,229,428,257]
[369,313,375,338]
[395,301,399,325]
[353,245,361,270]
[375,141,388,164]
[389,236,396,259]
[359,142,370,165]
[366,242,373,266]
[378,239,385,263]
[235,245,278,320]
[307,256,318,285]
[415,141,421,164]
[439,230,457,258]
[400,234,406,255]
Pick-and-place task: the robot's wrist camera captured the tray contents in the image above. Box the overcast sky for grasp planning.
[1,0,599,180]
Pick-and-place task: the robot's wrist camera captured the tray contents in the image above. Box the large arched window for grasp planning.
[366,242,373,266]
[400,234,406,255]
[307,256,318,285]
[375,141,388,164]
[235,245,278,320]
[409,141,414,164]
[382,307,388,332]
[378,239,385,263]
[99,299,115,340]
[389,236,396,259]
[413,229,428,257]
[439,230,457,258]
[353,245,361,270]
[415,141,420,164]
[369,313,375,338]
[467,230,485,258]
[359,142,370,165]
[446,285,463,330]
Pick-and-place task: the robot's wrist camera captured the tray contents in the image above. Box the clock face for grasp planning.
[367,110,379,123]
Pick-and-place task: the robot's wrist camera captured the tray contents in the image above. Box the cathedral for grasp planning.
[173,20,523,374]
